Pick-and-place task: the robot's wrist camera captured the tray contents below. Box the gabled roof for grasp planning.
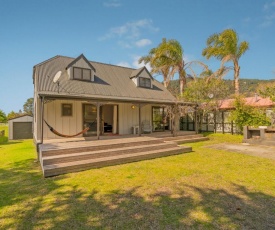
[66,54,96,72]
[219,96,274,110]
[130,66,153,79]
[33,55,176,104]
[8,114,33,121]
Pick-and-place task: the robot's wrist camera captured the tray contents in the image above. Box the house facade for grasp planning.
[33,54,188,146]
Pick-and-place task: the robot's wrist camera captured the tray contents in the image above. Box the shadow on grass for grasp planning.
[201,132,214,137]
[0,136,8,144]
[0,159,274,229]
[0,141,22,146]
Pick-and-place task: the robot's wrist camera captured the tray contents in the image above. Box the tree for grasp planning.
[202,29,249,95]
[139,39,172,88]
[0,109,7,123]
[183,76,230,113]
[140,38,207,94]
[155,39,187,94]
[23,98,34,116]
[7,111,20,120]
[257,82,275,102]
[229,96,270,131]
[182,76,230,132]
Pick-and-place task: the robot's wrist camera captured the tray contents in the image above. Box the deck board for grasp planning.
[39,132,207,177]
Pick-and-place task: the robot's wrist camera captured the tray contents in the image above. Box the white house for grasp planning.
[33,54,193,148]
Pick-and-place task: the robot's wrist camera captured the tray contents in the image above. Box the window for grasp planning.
[62,104,73,116]
[152,107,168,131]
[73,67,91,81]
[139,77,151,88]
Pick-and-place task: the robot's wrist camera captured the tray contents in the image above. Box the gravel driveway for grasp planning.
[206,143,275,160]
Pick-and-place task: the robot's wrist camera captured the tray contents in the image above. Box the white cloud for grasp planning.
[116,56,150,70]
[99,19,159,43]
[118,41,132,48]
[116,61,131,68]
[260,12,275,27]
[135,39,152,47]
[132,55,152,72]
[242,17,251,25]
[261,1,275,27]
[263,1,275,11]
[103,0,121,7]
[183,54,195,64]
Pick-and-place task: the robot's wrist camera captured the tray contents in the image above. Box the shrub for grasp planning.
[229,96,271,130]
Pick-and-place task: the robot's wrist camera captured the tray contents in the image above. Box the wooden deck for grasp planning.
[39,132,208,177]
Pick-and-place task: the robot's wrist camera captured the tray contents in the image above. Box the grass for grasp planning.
[0,124,8,143]
[0,133,274,229]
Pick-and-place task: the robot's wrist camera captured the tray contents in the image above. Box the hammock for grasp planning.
[44,120,91,138]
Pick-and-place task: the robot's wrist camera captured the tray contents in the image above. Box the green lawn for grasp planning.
[0,124,8,143]
[0,134,274,229]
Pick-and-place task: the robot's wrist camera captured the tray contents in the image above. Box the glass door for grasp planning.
[83,104,97,136]
[152,107,165,131]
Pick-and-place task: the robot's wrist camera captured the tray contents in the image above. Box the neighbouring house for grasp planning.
[8,114,33,140]
[197,95,274,134]
[33,54,194,148]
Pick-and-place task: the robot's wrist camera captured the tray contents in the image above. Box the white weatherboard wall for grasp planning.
[118,103,152,134]
[41,100,153,139]
[8,115,33,140]
[43,100,83,139]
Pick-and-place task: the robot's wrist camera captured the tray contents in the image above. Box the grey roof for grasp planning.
[8,114,33,121]
[66,54,96,72]
[33,55,176,104]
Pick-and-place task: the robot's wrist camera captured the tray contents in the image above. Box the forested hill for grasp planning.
[224,79,275,95]
[168,78,275,96]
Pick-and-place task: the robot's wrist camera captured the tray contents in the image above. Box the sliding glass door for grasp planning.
[83,104,97,136]
[152,107,169,131]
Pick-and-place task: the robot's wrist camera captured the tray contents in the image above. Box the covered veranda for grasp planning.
[37,94,198,145]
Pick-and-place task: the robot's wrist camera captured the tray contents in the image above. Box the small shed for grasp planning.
[8,115,33,140]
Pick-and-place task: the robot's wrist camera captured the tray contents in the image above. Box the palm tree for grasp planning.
[202,29,249,95]
[158,39,186,94]
[140,39,209,94]
[140,38,208,94]
[139,38,173,88]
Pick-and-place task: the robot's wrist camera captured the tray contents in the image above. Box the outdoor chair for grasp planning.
[141,120,152,133]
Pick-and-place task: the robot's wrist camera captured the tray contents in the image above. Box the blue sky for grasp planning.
[0,0,275,114]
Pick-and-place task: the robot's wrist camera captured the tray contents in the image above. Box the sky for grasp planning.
[0,0,275,114]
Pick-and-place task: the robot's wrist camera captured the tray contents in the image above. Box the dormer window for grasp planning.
[139,77,151,88]
[73,67,91,81]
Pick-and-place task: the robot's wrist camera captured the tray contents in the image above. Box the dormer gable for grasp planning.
[130,66,153,89]
[66,54,96,82]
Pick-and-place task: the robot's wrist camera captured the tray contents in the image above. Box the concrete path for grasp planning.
[207,143,275,160]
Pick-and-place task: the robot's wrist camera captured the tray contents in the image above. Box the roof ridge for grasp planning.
[34,54,138,71]
[34,55,61,67]
[8,114,33,121]
[90,60,136,70]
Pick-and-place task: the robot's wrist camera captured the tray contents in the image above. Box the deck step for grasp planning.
[43,146,191,177]
[40,134,208,177]
[42,142,176,165]
[162,135,209,144]
[161,134,204,141]
[41,139,164,157]
[173,137,209,144]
